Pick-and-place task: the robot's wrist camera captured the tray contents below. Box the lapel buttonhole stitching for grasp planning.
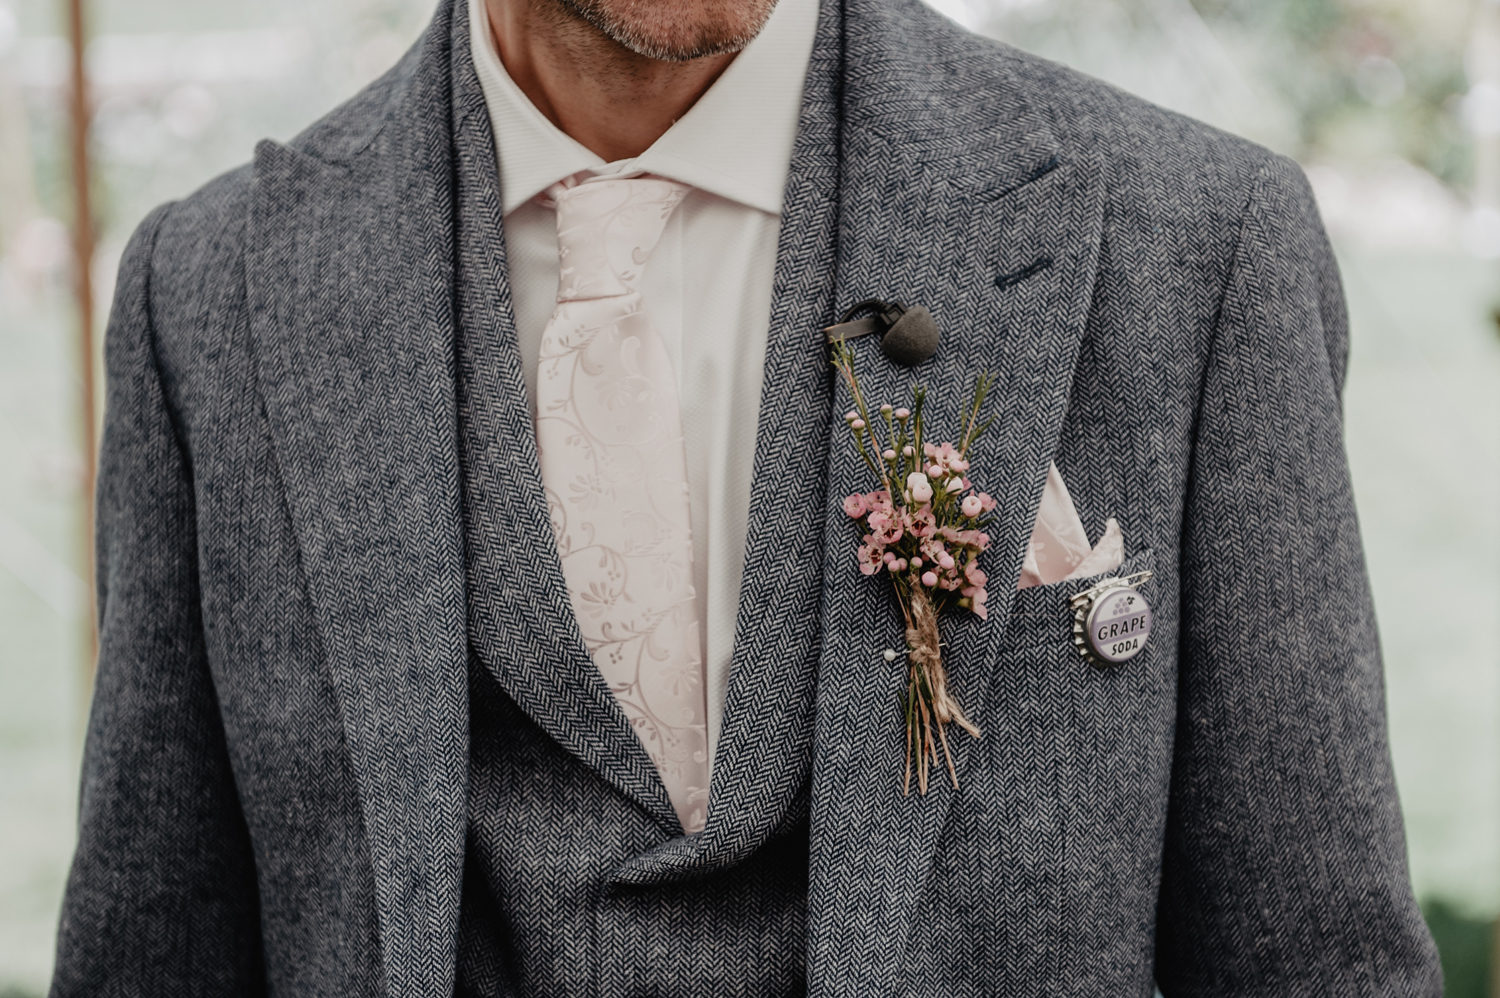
[995,256,1055,292]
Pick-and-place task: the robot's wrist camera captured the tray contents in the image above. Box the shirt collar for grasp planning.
[468,0,819,216]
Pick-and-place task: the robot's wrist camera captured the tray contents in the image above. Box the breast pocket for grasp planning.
[975,543,1173,824]
[999,544,1158,652]
[941,545,1177,987]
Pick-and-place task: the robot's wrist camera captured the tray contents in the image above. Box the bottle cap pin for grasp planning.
[1070,570,1154,666]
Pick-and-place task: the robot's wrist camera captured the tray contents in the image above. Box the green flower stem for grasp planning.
[959,371,996,458]
[849,425,884,480]
[832,341,895,496]
[911,386,927,469]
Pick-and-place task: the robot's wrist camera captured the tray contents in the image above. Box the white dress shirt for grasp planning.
[468,0,820,769]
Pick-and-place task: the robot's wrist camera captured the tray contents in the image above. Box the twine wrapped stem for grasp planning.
[900,582,981,794]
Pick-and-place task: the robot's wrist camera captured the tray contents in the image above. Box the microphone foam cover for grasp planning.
[880,305,940,366]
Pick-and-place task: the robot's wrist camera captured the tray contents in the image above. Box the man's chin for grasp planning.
[616,30,755,63]
[559,0,780,62]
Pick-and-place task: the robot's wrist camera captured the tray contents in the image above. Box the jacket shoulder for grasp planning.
[145,20,423,252]
[135,164,252,368]
[133,26,427,358]
[886,1,1286,232]
[998,39,1285,227]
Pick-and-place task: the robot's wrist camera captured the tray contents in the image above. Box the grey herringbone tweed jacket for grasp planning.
[51,0,1442,991]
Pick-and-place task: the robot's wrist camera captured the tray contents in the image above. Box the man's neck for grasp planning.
[485,0,737,161]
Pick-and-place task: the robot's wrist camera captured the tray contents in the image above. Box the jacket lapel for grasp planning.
[244,6,469,996]
[806,0,1106,991]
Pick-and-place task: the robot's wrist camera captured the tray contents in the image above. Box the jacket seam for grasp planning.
[136,200,192,467]
[1178,154,1281,549]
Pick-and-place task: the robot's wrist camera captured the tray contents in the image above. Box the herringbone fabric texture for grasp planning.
[50,0,1440,992]
[455,661,809,997]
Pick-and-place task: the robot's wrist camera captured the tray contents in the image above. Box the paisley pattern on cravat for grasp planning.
[534,173,710,834]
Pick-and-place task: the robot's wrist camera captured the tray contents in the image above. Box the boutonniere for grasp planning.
[831,340,996,795]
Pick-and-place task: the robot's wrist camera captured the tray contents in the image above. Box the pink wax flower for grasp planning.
[964,561,988,588]
[922,441,969,475]
[960,495,983,517]
[921,570,939,587]
[904,507,938,539]
[867,510,903,545]
[843,493,869,518]
[906,472,933,504]
[857,542,885,576]
[976,492,997,513]
[937,525,990,551]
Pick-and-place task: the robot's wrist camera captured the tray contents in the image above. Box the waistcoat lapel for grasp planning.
[244,4,469,995]
[805,0,1106,992]
[602,0,843,886]
[446,0,683,833]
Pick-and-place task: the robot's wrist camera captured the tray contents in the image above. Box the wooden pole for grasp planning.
[64,0,97,668]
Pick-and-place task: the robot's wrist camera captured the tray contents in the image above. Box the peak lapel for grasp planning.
[807,0,1106,991]
[244,4,468,995]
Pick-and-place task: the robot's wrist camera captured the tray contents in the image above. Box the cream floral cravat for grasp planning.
[534,172,709,834]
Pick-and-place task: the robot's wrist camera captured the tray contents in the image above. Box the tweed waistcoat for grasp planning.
[454,658,811,997]
[446,0,839,990]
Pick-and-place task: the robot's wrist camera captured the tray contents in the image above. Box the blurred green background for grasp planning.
[1,0,1497,993]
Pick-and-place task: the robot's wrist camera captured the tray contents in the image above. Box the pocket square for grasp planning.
[1017,462,1123,589]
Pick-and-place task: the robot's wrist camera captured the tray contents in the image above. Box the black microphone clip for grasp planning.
[823,298,940,367]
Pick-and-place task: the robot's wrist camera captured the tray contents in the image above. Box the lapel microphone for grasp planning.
[823,298,941,367]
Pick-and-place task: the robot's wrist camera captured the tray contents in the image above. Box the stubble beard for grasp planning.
[552,0,780,62]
